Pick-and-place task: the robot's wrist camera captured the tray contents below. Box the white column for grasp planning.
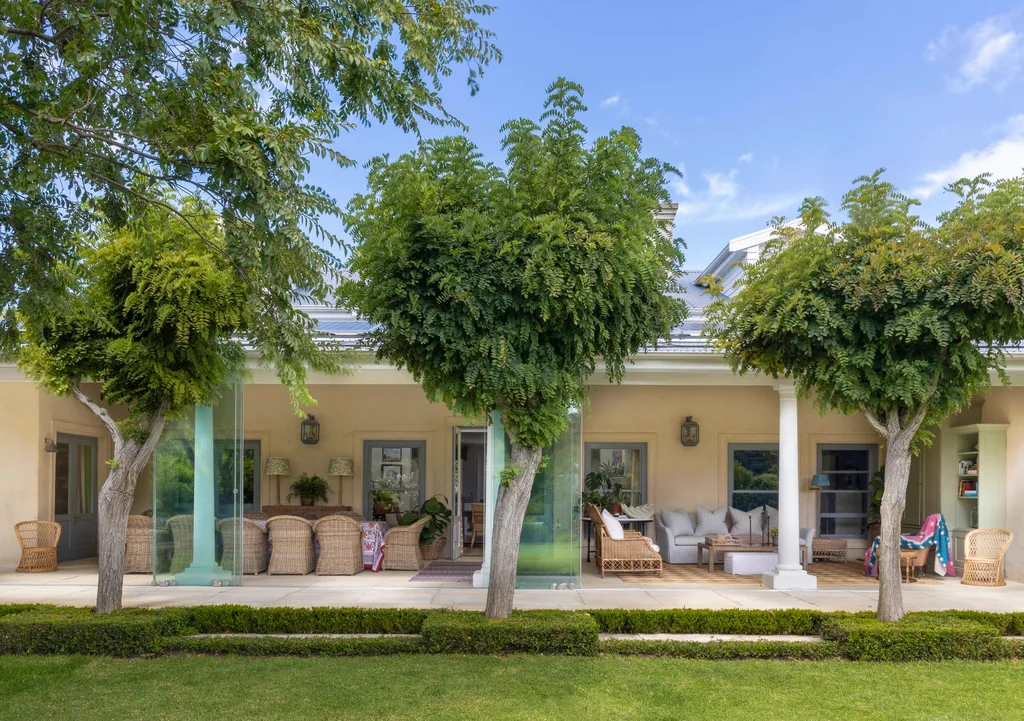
[763,384,817,590]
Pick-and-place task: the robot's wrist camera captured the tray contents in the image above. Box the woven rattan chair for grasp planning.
[217,518,269,575]
[14,520,61,572]
[125,515,159,573]
[243,511,269,521]
[382,516,430,571]
[470,502,484,548]
[267,515,315,575]
[166,515,194,574]
[587,504,663,578]
[312,515,363,575]
[962,528,1013,587]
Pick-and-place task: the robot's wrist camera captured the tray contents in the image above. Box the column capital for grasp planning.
[773,383,798,400]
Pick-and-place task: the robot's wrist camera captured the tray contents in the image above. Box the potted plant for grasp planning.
[399,494,453,560]
[867,466,885,542]
[287,472,329,506]
[584,463,625,514]
[371,490,397,516]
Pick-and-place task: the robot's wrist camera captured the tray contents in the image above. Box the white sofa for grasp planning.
[654,508,815,565]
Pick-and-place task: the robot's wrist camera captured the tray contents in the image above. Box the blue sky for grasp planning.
[309,1,1024,270]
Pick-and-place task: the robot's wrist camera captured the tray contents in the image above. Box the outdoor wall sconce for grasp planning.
[680,416,699,447]
[44,437,58,453]
[300,414,320,445]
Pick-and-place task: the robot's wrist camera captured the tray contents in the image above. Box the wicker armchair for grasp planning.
[382,516,430,571]
[14,520,62,572]
[166,515,194,574]
[217,518,269,575]
[312,515,363,575]
[470,502,484,548]
[587,504,662,578]
[124,514,172,573]
[962,528,1013,587]
[267,515,315,575]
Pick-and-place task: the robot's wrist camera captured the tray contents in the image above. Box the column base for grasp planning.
[762,568,817,590]
[472,567,489,588]
[175,563,232,586]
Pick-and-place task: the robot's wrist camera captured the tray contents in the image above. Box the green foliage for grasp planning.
[868,466,886,522]
[18,198,250,424]
[821,614,1006,661]
[1,0,500,405]
[183,605,428,635]
[601,639,840,660]
[583,463,625,510]
[589,608,822,635]
[421,610,599,655]
[0,607,191,656]
[399,494,453,543]
[341,79,686,449]
[160,635,424,657]
[287,473,330,504]
[705,171,1024,448]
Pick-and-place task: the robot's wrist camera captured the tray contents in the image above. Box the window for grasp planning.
[817,444,878,538]
[729,444,779,511]
[584,443,647,505]
[363,441,426,517]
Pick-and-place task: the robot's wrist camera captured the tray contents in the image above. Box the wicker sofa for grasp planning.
[654,508,815,565]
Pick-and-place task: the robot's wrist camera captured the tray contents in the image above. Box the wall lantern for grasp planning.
[300,414,320,445]
[680,416,699,447]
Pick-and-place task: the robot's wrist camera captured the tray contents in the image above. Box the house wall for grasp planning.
[0,382,41,569]
[979,387,1024,580]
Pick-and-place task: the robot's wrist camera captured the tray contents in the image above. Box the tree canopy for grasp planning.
[341,78,687,449]
[1,0,500,404]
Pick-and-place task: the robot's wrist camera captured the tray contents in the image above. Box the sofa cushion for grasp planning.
[763,505,779,533]
[673,535,702,547]
[600,509,625,540]
[694,505,729,536]
[660,508,694,537]
[729,506,759,536]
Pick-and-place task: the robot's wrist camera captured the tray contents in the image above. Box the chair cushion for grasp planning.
[601,509,625,540]
[673,535,702,547]
[694,505,729,536]
[660,508,694,537]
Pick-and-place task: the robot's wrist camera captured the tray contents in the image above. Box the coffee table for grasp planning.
[697,542,808,573]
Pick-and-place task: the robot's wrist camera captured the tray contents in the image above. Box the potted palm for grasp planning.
[371,490,398,516]
[287,473,329,506]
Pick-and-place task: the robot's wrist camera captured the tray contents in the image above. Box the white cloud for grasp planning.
[672,165,803,224]
[737,152,754,164]
[644,117,658,126]
[600,93,621,108]
[912,114,1024,198]
[926,15,1023,92]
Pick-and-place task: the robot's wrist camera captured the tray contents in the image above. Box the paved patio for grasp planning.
[3,558,1024,612]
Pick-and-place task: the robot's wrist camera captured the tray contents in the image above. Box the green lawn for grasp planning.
[1,655,1021,720]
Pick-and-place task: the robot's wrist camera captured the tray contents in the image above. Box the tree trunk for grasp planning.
[484,442,543,619]
[72,385,166,614]
[876,432,913,622]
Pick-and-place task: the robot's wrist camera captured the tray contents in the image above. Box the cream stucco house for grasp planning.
[3,209,1024,589]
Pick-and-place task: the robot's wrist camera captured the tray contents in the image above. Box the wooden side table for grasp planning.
[900,548,918,583]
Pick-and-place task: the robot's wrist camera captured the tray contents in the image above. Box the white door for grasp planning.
[451,427,464,560]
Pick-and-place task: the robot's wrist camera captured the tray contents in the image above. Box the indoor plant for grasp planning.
[287,472,330,506]
[584,463,624,513]
[371,490,398,515]
[400,494,453,560]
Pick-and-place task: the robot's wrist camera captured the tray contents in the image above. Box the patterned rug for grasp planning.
[410,560,482,583]
[616,562,941,585]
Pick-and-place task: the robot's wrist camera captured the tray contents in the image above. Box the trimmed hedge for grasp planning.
[822,615,1006,661]
[601,639,840,660]
[184,606,428,635]
[161,634,424,657]
[904,610,1024,636]
[421,610,599,655]
[0,607,191,656]
[589,609,823,635]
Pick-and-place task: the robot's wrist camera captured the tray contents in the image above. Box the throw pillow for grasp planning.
[660,508,694,537]
[643,537,660,554]
[601,509,625,540]
[694,505,729,536]
[729,506,758,538]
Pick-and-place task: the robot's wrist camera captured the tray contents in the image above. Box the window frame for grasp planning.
[363,440,427,519]
[816,443,879,539]
[728,442,780,511]
[583,442,648,505]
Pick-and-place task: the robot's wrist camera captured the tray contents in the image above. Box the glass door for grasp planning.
[53,433,99,561]
[451,427,463,560]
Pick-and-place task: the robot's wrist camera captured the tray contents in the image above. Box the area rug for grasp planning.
[616,562,940,585]
[410,561,482,583]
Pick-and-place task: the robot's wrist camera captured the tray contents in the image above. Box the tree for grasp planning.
[2,0,498,612]
[704,170,1024,621]
[19,196,260,612]
[2,0,500,384]
[341,79,687,618]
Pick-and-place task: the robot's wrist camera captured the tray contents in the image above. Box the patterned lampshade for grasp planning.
[810,473,830,489]
[264,457,291,476]
[328,457,354,476]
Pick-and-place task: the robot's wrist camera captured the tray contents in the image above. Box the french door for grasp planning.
[53,433,99,561]
[451,428,464,560]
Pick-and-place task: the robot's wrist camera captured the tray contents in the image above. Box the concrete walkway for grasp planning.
[3,559,1024,612]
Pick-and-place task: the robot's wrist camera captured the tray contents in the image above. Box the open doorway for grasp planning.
[452,427,486,559]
